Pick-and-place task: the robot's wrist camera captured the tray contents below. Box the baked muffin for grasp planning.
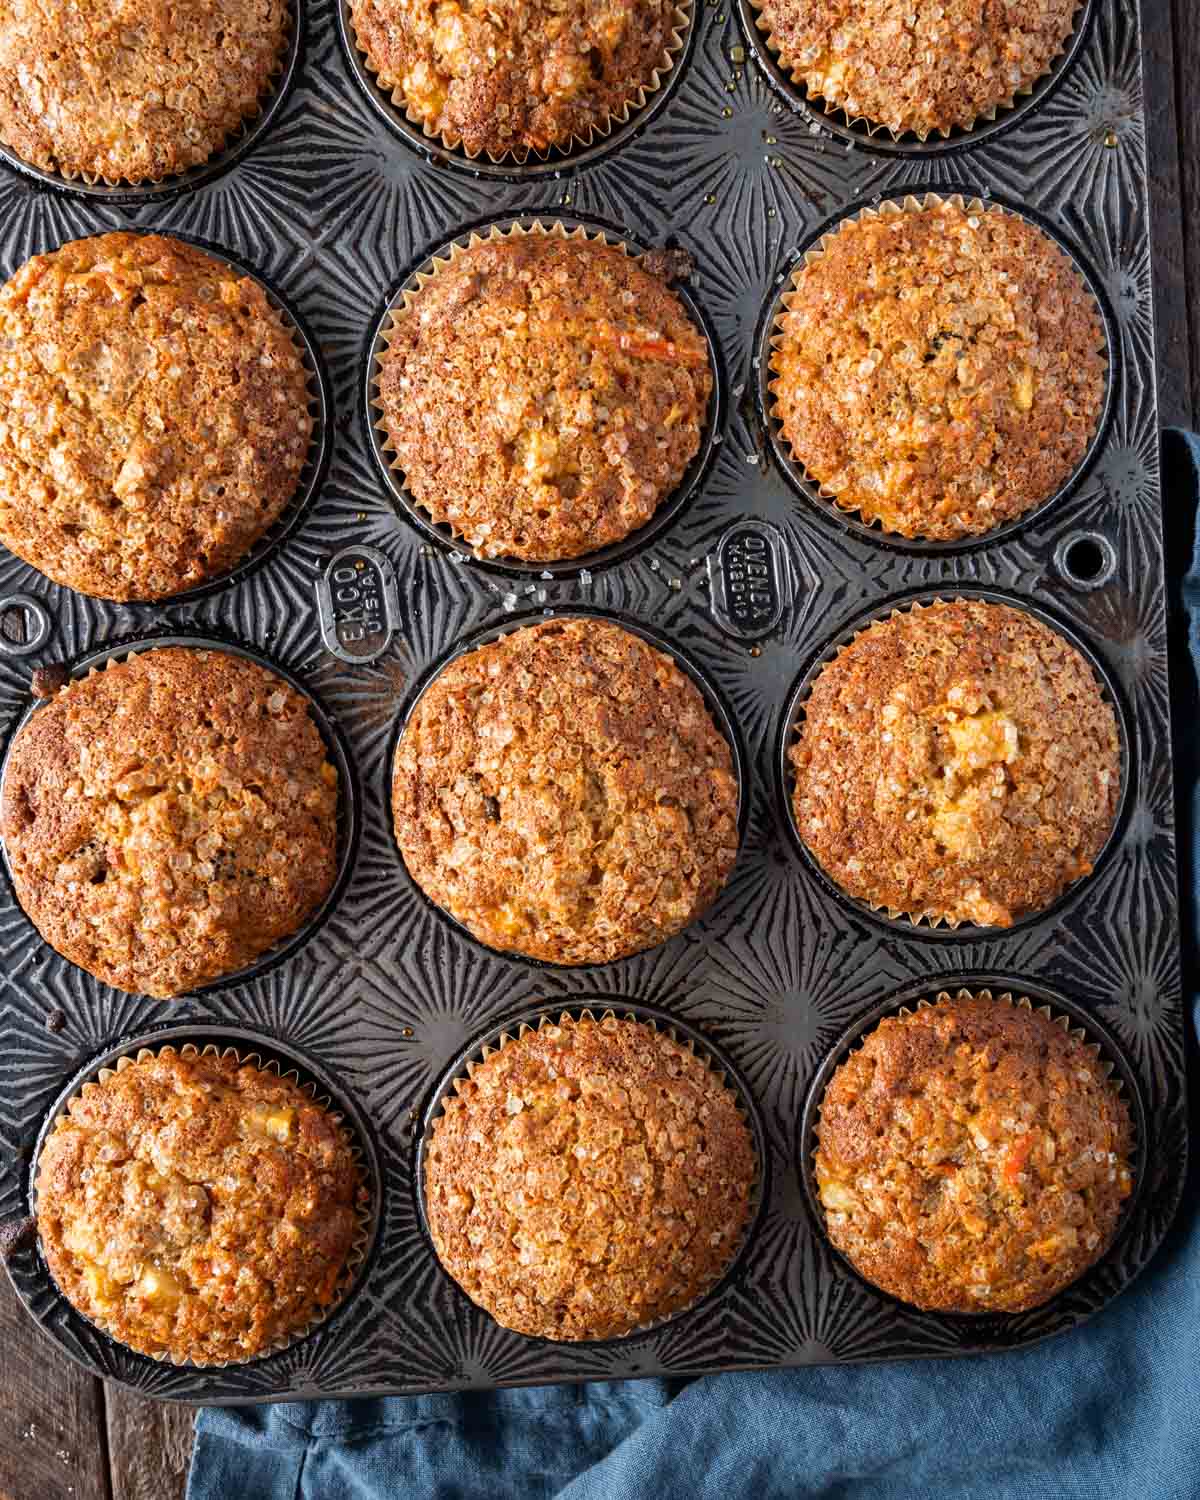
[755,0,1079,138]
[425,1013,756,1339]
[771,200,1106,540]
[349,0,680,158]
[36,1046,362,1363]
[0,0,289,183]
[0,232,311,601]
[392,618,739,963]
[814,992,1134,1312]
[1,646,339,998]
[377,233,711,562]
[790,599,1119,926]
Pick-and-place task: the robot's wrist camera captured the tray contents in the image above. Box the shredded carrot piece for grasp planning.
[1003,1133,1035,1185]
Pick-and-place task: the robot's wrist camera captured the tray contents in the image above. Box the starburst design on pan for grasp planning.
[531,931,712,1017]
[0,176,124,272]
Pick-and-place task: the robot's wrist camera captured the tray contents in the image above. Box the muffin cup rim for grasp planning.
[364,213,724,578]
[27,1025,381,1369]
[798,977,1149,1321]
[415,996,769,1345]
[737,0,1093,156]
[774,585,1133,938]
[755,188,1116,553]
[385,604,750,971]
[338,0,696,179]
[0,0,302,200]
[0,627,360,1000]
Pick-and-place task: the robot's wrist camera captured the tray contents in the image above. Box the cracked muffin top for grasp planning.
[425,1013,756,1339]
[349,0,680,158]
[0,232,311,601]
[756,0,1079,138]
[0,0,289,183]
[1,646,339,998]
[771,200,1106,541]
[814,993,1134,1313]
[392,618,739,964]
[789,599,1120,927]
[36,1047,362,1363]
[376,233,711,563]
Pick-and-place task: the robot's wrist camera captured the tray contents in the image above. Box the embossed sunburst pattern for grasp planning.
[0,0,1182,1403]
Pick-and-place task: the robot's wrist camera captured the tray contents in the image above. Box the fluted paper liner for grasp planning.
[372,219,710,562]
[424,1006,762,1341]
[810,986,1138,1307]
[6,6,295,190]
[347,1,692,166]
[34,1041,373,1368]
[747,0,1086,142]
[783,594,1122,929]
[765,192,1109,541]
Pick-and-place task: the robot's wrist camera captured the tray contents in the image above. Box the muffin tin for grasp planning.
[0,0,1184,1401]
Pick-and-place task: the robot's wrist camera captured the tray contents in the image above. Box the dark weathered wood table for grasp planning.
[0,5,1195,1496]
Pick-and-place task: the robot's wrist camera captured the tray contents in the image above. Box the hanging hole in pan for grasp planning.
[0,595,51,658]
[1055,530,1116,591]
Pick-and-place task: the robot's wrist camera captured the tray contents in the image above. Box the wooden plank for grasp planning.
[103,1391,194,1500]
[0,1272,110,1500]
[1148,0,1194,428]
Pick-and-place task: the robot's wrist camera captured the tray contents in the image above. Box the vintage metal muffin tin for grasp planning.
[0,0,1183,1401]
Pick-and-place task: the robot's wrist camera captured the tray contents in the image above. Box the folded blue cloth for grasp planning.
[188,431,1200,1500]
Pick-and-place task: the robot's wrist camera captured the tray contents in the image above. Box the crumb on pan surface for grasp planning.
[0,232,311,602]
[0,0,289,183]
[425,1013,756,1340]
[756,0,1079,137]
[392,618,739,964]
[789,599,1119,927]
[814,995,1133,1313]
[36,1048,362,1364]
[772,200,1105,541]
[349,0,679,157]
[0,646,339,999]
[378,235,711,563]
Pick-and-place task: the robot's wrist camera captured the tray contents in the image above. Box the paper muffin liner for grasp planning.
[2,4,297,193]
[805,985,1142,1314]
[420,1004,764,1341]
[370,219,715,569]
[779,591,1126,931]
[346,0,692,167]
[764,192,1111,545]
[747,0,1086,144]
[33,1040,374,1368]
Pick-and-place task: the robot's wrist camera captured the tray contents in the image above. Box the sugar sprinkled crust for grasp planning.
[772,201,1106,540]
[790,599,1119,926]
[378,235,711,563]
[1,647,339,998]
[36,1049,362,1363]
[815,995,1133,1312]
[426,1013,756,1339]
[0,0,289,183]
[349,0,679,158]
[392,618,739,964]
[0,232,311,602]
[757,0,1078,138]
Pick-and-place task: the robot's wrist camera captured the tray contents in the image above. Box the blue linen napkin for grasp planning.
[188,431,1200,1500]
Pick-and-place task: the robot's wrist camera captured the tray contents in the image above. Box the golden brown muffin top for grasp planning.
[756,0,1078,137]
[771,201,1106,541]
[815,994,1134,1313]
[425,1013,756,1339]
[350,0,679,158]
[1,647,339,999]
[378,234,711,563]
[0,232,311,602]
[0,0,289,183]
[392,618,739,964]
[790,599,1119,927]
[36,1048,362,1363]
